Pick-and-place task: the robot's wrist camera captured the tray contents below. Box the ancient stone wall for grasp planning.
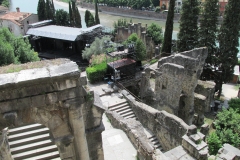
[121,90,189,151]
[195,80,215,113]
[140,48,208,125]
[0,59,104,160]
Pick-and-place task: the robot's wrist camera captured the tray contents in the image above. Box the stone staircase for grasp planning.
[8,123,61,160]
[108,100,164,152]
[148,135,164,152]
[108,100,137,120]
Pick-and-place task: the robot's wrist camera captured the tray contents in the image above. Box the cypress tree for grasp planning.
[199,0,219,80]
[37,0,46,21]
[72,1,76,26]
[69,1,73,26]
[45,0,52,20]
[75,7,82,28]
[95,0,100,24]
[85,10,95,27]
[215,0,240,97]
[177,0,200,52]
[161,0,175,54]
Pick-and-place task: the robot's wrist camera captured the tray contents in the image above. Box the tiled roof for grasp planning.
[0,12,32,26]
[108,58,136,69]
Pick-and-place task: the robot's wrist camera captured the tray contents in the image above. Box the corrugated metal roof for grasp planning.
[26,24,103,41]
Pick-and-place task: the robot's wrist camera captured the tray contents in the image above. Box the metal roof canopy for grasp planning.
[27,24,103,42]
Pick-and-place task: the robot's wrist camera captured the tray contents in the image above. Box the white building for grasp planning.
[0,8,38,36]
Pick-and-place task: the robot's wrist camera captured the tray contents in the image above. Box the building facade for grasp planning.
[0,8,38,36]
[159,0,182,12]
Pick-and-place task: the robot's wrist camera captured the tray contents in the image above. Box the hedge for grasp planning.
[86,62,107,83]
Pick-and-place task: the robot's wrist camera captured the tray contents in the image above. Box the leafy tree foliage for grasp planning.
[85,10,95,27]
[199,0,219,81]
[146,23,164,45]
[95,0,100,24]
[68,1,82,28]
[0,0,9,7]
[0,28,39,66]
[207,132,222,155]
[55,9,69,26]
[177,0,200,52]
[126,33,146,61]
[228,98,240,113]
[37,0,46,21]
[82,36,111,60]
[161,0,175,53]
[215,0,240,97]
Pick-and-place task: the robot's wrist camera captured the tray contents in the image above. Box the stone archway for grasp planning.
[0,59,104,160]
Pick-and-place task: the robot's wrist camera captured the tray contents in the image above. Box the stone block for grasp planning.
[49,62,79,79]
[45,93,58,105]
[54,79,79,91]
[80,75,87,86]
[16,67,50,85]
[187,125,197,136]
[0,72,18,90]
[200,124,209,136]
[31,94,46,108]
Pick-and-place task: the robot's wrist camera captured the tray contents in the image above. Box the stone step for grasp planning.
[152,139,160,145]
[113,105,131,112]
[9,133,50,148]
[125,114,137,119]
[8,123,45,135]
[108,101,128,109]
[10,140,54,155]
[118,108,133,115]
[121,112,135,117]
[108,102,129,111]
[8,128,49,142]
[23,151,60,160]
[12,145,58,160]
[149,137,158,142]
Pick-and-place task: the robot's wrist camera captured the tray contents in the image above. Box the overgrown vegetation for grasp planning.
[82,36,112,60]
[207,98,240,155]
[146,23,164,45]
[0,28,39,66]
[0,0,9,7]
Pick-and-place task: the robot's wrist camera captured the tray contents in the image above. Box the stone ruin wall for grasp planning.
[115,23,156,58]
[0,59,104,160]
[140,47,210,125]
[106,89,209,160]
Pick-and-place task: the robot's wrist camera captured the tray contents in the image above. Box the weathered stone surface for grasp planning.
[193,93,206,126]
[195,80,215,112]
[0,128,12,160]
[217,144,240,160]
[0,60,103,160]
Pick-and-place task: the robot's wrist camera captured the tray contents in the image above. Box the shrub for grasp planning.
[228,98,240,113]
[150,59,158,65]
[86,62,107,83]
[207,132,222,155]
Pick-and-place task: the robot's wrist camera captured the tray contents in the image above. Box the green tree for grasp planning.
[69,1,73,26]
[0,28,39,66]
[45,0,55,20]
[1,0,9,7]
[37,0,46,21]
[85,10,95,27]
[127,33,146,61]
[146,23,164,45]
[207,132,222,155]
[75,7,82,28]
[71,0,76,26]
[95,0,100,24]
[161,0,175,53]
[177,0,200,52]
[199,0,219,81]
[82,36,111,60]
[215,0,240,97]
[55,9,69,26]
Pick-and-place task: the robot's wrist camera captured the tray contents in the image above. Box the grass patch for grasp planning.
[0,59,70,74]
[234,84,240,90]
[149,58,158,65]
